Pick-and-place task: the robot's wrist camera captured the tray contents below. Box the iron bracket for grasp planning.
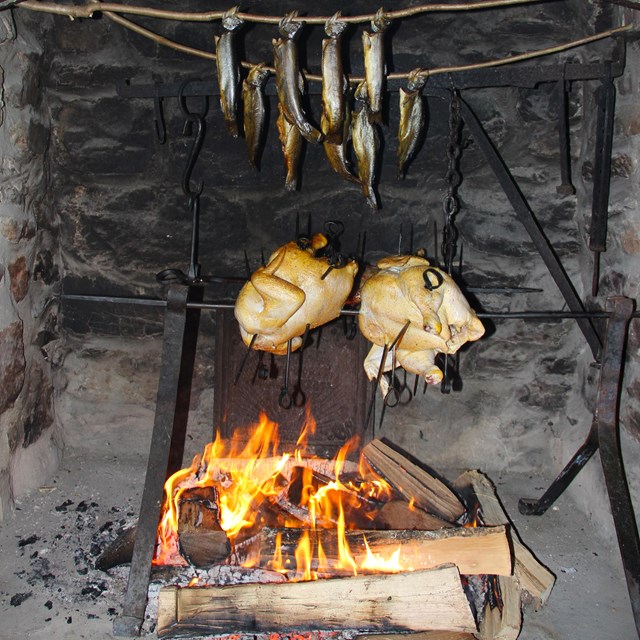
[113,283,202,637]
[519,297,640,638]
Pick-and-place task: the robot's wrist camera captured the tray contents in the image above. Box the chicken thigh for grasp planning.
[358,255,484,395]
[235,233,358,355]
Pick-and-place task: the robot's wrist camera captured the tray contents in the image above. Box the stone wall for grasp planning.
[0,10,63,521]
[1,0,637,538]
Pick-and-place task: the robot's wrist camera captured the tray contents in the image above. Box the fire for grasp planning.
[154,409,403,579]
[361,537,403,573]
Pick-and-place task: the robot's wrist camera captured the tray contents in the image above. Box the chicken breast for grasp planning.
[358,255,484,395]
[235,233,358,354]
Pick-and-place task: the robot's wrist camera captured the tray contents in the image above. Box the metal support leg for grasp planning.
[458,96,602,361]
[113,284,195,636]
[519,297,639,637]
[597,298,640,636]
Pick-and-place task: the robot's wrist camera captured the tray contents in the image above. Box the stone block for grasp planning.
[8,255,28,302]
[0,321,25,414]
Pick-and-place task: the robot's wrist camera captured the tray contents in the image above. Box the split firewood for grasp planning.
[157,564,476,638]
[177,486,230,567]
[362,439,465,522]
[246,525,511,576]
[358,633,477,640]
[454,470,555,608]
[373,499,455,531]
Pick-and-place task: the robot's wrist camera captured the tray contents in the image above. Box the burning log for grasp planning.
[177,486,230,567]
[156,564,477,638]
[246,525,512,576]
[362,439,465,523]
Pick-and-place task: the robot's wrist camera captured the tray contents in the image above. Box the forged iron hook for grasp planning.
[178,80,208,199]
[423,268,444,291]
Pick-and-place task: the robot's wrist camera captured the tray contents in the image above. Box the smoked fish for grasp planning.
[362,9,390,125]
[352,81,380,209]
[214,6,244,137]
[397,69,428,178]
[277,102,303,191]
[273,13,323,144]
[243,64,270,169]
[321,12,348,145]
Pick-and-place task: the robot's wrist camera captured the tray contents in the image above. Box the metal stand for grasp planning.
[519,297,640,637]
[113,284,202,636]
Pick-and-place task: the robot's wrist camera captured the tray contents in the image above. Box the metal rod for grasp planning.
[113,285,190,637]
[61,294,640,320]
[116,61,624,100]
[556,74,576,196]
[457,93,603,360]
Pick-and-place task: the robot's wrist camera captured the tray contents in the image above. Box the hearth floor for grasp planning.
[0,444,636,640]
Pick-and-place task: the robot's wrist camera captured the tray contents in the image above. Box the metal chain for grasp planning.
[441,88,463,274]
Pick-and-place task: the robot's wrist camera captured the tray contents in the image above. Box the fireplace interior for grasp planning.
[0,0,639,638]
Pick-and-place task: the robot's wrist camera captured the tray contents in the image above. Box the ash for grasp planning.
[0,452,141,639]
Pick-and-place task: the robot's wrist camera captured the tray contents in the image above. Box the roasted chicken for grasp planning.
[235,234,358,354]
[358,255,484,395]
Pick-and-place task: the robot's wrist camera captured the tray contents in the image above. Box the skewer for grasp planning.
[383,320,412,408]
[278,338,294,409]
[365,343,389,430]
[234,333,257,384]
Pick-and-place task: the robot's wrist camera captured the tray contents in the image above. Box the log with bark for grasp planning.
[242,525,512,576]
[157,564,477,638]
[177,486,230,567]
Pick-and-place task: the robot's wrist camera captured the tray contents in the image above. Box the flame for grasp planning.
[360,537,403,573]
[154,409,409,578]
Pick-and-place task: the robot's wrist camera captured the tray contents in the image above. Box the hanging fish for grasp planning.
[214,6,244,137]
[322,96,359,184]
[321,12,348,145]
[277,102,303,191]
[243,64,270,170]
[362,8,390,125]
[273,12,323,144]
[352,81,380,209]
[397,69,428,179]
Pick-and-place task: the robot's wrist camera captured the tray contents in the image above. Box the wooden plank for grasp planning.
[157,565,477,638]
[362,440,465,522]
[454,470,555,607]
[250,525,512,576]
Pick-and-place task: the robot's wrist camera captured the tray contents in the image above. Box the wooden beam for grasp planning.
[157,565,476,638]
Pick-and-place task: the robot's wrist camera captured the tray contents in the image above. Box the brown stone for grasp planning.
[8,256,29,302]
[0,219,36,243]
[0,321,25,414]
[620,221,640,256]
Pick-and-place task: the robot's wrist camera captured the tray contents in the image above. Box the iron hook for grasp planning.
[178,79,208,199]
